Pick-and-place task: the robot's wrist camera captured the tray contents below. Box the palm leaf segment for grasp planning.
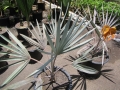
[44,9,95,56]
[0,30,31,87]
[20,20,47,50]
[72,43,99,74]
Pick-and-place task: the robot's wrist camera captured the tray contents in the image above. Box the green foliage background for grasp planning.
[71,0,120,16]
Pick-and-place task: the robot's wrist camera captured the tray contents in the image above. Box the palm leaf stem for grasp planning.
[30,57,51,72]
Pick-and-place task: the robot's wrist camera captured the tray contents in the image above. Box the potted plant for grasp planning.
[15,0,34,40]
[8,0,18,16]
[0,7,99,89]
[71,4,119,78]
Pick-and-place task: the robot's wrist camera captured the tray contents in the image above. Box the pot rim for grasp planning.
[34,66,72,90]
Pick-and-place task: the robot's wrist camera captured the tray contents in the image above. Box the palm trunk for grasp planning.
[50,55,56,82]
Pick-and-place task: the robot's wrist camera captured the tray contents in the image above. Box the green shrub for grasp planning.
[71,0,120,16]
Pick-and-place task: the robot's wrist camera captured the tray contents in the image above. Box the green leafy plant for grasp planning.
[71,0,120,16]
[15,0,34,26]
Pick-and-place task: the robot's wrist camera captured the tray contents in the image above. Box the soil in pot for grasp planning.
[34,67,72,90]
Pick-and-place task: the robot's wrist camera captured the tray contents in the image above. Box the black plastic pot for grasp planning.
[15,21,32,40]
[0,16,9,27]
[28,48,43,64]
[34,66,72,90]
[52,8,61,21]
[37,2,45,11]
[32,10,43,23]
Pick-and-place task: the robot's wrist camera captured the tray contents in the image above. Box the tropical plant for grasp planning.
[71,4,119,74]
[0,7,100,89]
[15,0,34,26]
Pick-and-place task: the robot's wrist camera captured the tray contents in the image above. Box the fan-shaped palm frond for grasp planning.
[0,30,31,87]
[71,4,119,74]
[26,8,97,78]
[20,20,47,50]
[44,12,95,56]
[72,44,99,74]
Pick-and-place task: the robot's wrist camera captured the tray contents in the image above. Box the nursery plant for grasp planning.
[0,6,100,89]
[15,0,34,26]
[72,4,119,75]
